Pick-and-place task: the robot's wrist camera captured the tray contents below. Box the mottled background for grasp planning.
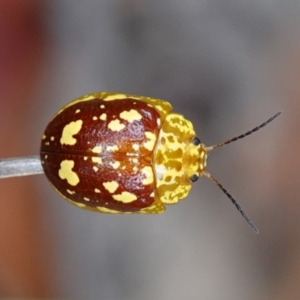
[0,1,299,299]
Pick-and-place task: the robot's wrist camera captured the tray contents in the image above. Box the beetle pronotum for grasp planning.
[0,92,282,233]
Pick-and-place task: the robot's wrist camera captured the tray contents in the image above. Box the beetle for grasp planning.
[40,92,281,232]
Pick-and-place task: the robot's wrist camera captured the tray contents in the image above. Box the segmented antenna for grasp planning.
[205,111,282,151]
[203,171,258,233]
[201,111,282,233]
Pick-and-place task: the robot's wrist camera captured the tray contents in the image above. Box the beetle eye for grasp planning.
[192,137,201,146]
[190,174,199,182]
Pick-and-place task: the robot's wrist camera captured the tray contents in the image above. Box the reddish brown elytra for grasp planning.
[40,92,281,232]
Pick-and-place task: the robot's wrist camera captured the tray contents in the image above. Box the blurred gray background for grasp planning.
[0,1,299,299]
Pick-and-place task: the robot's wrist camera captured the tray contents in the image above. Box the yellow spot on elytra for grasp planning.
[84,197,90,201]
[126,152,136,156]
[150,192,155,197]
[60,120,83,145]
[131,158,138,163]
[92,157,102,164]
[93,116,97,121]
[103,181,119,193]
[132,144,139,151]
[104,94,127,101]
[58,160,80,186]
[51,136,55,141]
[67,189,75,195]
[129,96,142,101]
[110,161,120,169]
[81,95,95,101]
[45,142,50,145]
[142,166,154,185]
[42,135,46,140]
[107,145,118,152]
[100,105,105,109]
[108,119,125,131]
[91,146,102,153]
[45,155,48,159]
[95,188,101,193]
[113,192,137,203]
[155,105,164,113]
[99,113,107,120]
[75,202,86,208]
[93,166,99,172]
[84,156,88,160]
[54,94,98,116]
[144,131,156,151]
[75,109,80,114]
[133,166,138,171]
[157,118,161,126]
[119,109,142,123]
[97,206,120,214]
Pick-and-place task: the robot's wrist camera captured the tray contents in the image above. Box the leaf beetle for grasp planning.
[39,92,281,232]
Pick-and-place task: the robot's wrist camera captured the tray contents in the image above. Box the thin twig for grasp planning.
[0,156,43,179]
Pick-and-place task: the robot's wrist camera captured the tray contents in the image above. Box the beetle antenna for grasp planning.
[205,111,282,151]
[203,171,259,233]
